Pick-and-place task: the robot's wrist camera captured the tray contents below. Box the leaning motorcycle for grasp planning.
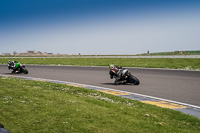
[8,61,28,74]
[113,69,140,85]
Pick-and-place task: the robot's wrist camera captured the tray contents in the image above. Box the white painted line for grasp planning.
[1,74,200,109]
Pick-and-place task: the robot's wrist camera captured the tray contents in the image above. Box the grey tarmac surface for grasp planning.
[0,64,200,107]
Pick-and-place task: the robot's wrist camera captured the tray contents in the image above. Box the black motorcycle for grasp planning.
[8,61,28,74]
[111,68,140,85]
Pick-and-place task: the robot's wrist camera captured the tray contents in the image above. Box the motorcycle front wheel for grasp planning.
[21,66,28,74]
[129,75,140,85]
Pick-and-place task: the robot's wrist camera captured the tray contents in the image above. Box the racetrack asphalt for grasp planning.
[0,64,200,107]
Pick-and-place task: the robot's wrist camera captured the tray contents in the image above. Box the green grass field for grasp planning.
[1,50,200,57]
[0,58,200,70]
[140,50,200,56]
[0,77,200,132]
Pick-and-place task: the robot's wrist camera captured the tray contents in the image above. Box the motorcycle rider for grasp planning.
[109,64,140,85]
[8,60,21,74]
[109,64,122,79]
[109,64,130,85]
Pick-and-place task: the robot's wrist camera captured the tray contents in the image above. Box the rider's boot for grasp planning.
[114,80,119,85]
[15,71,19,74]
[114,77,121,85]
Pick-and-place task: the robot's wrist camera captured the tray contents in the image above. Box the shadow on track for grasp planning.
[1,73,27,75]
[101,83,135,86]
[100,83,115,85]
[2,73,12,75]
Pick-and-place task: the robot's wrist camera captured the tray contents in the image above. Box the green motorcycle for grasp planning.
[8,60,28,74]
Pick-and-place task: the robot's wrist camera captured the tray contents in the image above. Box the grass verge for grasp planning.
[0,76,200,133]
[0,58,200,70]
[141,50,200,56]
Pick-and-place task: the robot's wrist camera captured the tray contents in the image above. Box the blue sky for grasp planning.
[0,0,200,55]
